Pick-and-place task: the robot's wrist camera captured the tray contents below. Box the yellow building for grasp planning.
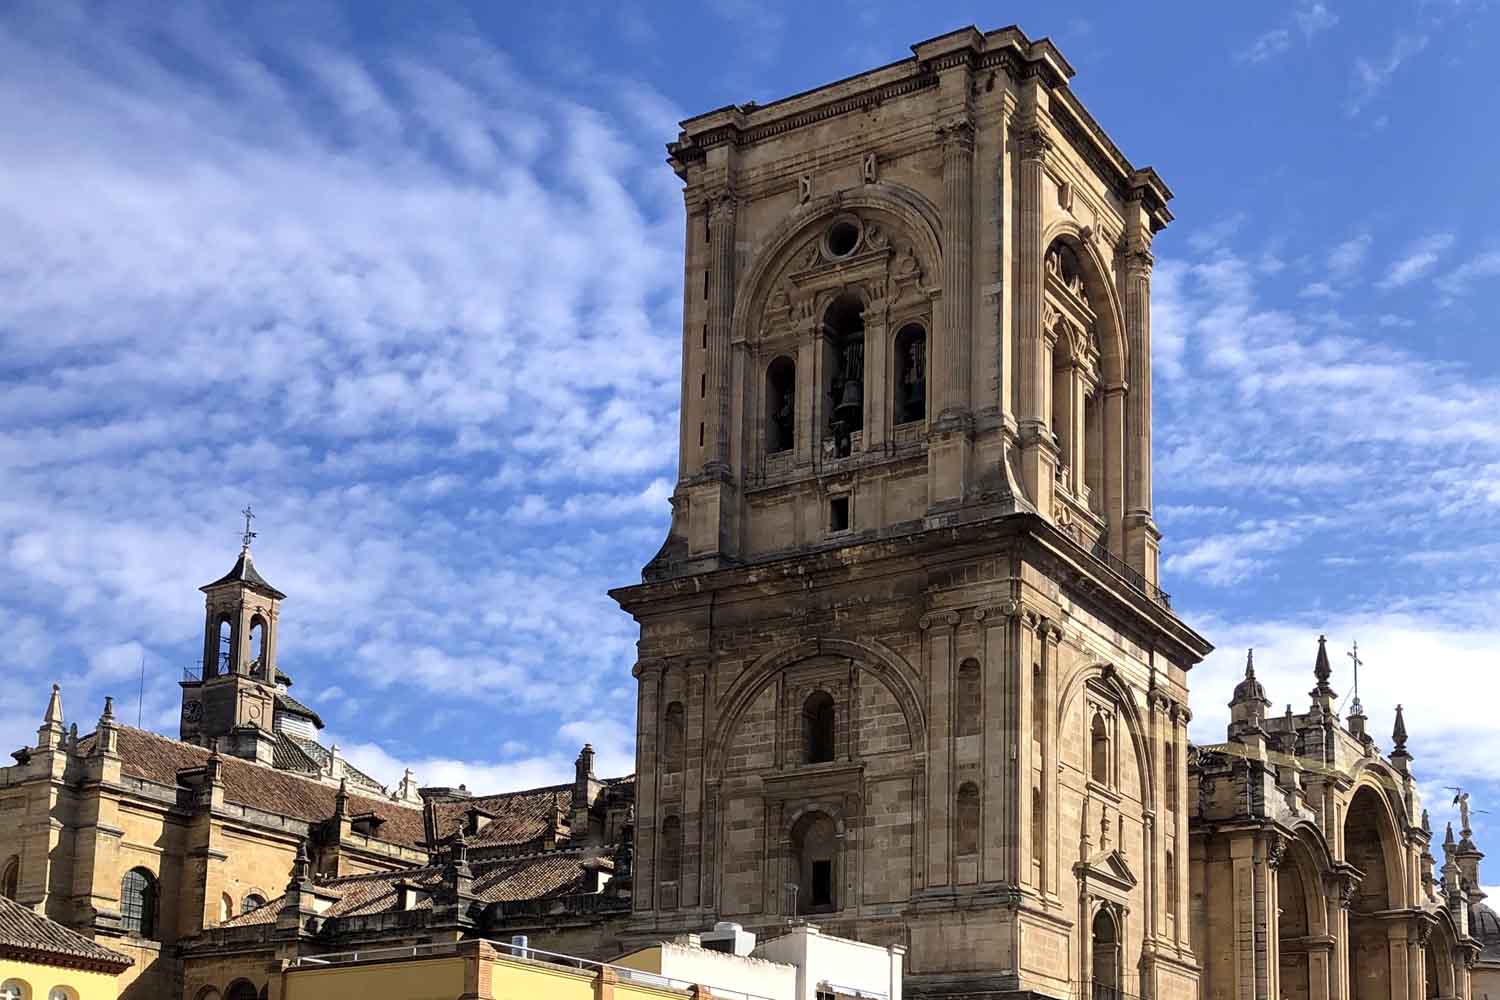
[0,894,133,1000]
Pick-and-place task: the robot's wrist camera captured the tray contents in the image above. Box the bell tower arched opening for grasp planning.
[790,811,838,914]
[765,356,796,454]
[803,690,836,764]
[823,294,865,458]
[1091,907,1122,997]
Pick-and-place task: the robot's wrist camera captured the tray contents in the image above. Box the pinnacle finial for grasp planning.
[1445,822,1457,849]
[1245,648,1255,677]
[101,696,115,721]
[1311,634,1335,699]
[1392,704,1408,751]
[43,683,63,726]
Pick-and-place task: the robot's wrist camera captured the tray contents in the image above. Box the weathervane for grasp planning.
[1346,640,1364,717]
[240,505,257,552]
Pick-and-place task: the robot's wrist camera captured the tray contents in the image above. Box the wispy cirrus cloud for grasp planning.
[1348,32,1429,115]
[1377,232,1456,288]
[1239,2,1339,63]
[0,2,687,789]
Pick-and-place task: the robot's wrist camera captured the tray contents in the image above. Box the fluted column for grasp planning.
[1120,198,1161,583]
[705,192,738,477]
[1015,122,1056,512]
[936,120,975,425]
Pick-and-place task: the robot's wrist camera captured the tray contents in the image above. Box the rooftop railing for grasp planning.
[1088,538,1171,609]
[289,938,782,1000]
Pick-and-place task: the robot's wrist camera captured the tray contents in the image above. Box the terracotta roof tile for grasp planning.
[219,852,596,928]
[432,785,574,849]
[0,895,133,971]
[100,727,426,848]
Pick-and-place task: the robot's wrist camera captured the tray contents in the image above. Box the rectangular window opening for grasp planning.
[698,423,705,447]
[829,496,850,533]
[811,860,833,907]
[700,372,706,398]
[701,324,708,350]
[703,270,710,299]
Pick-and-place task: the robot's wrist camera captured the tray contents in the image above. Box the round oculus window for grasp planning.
[826,219,860,258]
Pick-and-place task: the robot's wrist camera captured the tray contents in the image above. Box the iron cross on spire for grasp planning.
[240,505,257,551]
[1346,640,1364,717]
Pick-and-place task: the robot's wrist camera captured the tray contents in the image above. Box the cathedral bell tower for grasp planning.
[180,509,283,765]
[613,25,1211,997]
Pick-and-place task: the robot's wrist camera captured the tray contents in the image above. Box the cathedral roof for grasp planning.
[274,690,324,728]
[201,546,285,599]
[0,893,133,973]
[82,726,426,848]
[219,852,604,927]
[1474,902,1500,965]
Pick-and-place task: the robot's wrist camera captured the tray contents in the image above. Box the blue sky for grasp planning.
[2,0,1498,883]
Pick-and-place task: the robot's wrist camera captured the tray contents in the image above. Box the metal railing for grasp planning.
[289,937,781,1000]
[1089,538,1171,609]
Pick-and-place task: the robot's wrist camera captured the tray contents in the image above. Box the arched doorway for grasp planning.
[789,811,838,915]
[1092,907,1121,998]
[1345,787,1400,1000]
[1277,842,1325,1000]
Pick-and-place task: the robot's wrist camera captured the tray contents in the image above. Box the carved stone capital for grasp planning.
[707,191,739,224]
[937,118,976,155]
[631,658,667,680]
[919,611,961,631]
[1015,124,1053,162]
[974,598,1022,623]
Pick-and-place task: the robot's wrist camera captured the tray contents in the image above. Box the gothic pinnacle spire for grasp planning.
[1311,634,1335,700]
[1392,704,1408,752]
[43,683,63,726]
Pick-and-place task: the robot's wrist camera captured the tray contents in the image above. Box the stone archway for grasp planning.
[1278,847,1319,1000]
[1345,786,1402,1000]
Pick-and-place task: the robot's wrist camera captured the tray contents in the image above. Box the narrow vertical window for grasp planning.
[1091,714,1110,785]
[700,372,706,398]
[120,867,157,939]
[1031,785,1044,870]
[662,701,685,775]
[893,323,927,424]
[802,691,835,764]
[659,815,682,886]
[955,659,981,737]
[956,782,980,857]
[765,356,796,454]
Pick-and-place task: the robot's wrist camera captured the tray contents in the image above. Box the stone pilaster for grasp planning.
[1014,119,1057,514]
[929,120,976,507]
[704,191,738,477]
[921,611,958,887]
[1120,196,1160,584]
[631,659,663,913]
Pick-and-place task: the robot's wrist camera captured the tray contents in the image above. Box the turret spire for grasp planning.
[1311,634,1335,700]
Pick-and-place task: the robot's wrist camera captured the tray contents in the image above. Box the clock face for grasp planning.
[183,700,203,723]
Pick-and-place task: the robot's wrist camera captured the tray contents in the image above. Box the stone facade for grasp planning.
[612,24,1208,1000]
[1191,642,1490,1000]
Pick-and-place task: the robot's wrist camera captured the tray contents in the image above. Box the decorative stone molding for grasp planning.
[1016,124,1053,161]
[918,611,961,631]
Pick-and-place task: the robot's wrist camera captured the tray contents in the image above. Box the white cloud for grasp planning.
[1299,281,1338,299]
[0,2,679,774]
[1349,34,1429,116]
[1239,3,1339,63]
[1436,250,1500,300]
[1327,233,1372,281]
[1377,233,1455,289]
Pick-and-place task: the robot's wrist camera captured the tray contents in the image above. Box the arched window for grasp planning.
[1083,387,1104,514]
[120,867,157,939]
[1092,908,1121,995]
[225,982,258,1000]
[248,616,267,677]
[766,356,796,454]
[1051,321,1078,479]
[1,856,18,899]
[1031,785,1044,871]
[893,323,926,424]
[658,816,682,886]
[240,893,266,915]
[1164,740,1178,813]
[217,616,232,675]
[661,702,685,775]
[955,659,981,737]
[219,893,233,924]
[1165,850,1178,920]
[1033,662,1046,744]
[955,783,980,858]
[790,811,838,914]
[802,691,836,764]
[1090,714,1110,785]
[47,988,78,1000]
[823,294,865,457]
[194,987,222,1000]
[1,980,30,1000]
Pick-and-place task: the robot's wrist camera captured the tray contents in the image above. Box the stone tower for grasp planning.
[612,25,1211,999]
[179,533,284,765]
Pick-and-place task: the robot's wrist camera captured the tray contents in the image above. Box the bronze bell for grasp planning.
[834,378,862,425]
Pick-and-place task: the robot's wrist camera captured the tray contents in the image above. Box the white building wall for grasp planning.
[753,925,904,1000]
